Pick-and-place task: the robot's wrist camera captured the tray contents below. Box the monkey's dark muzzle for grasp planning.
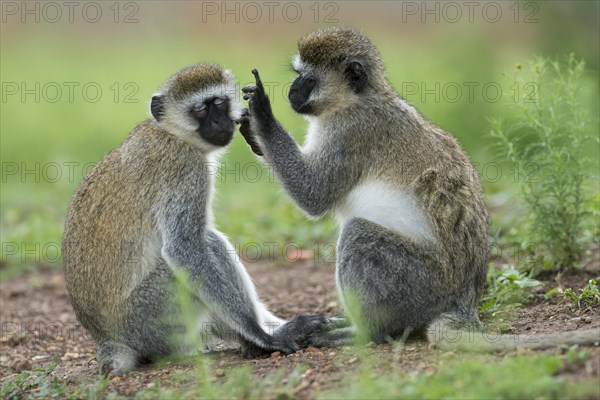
[199,120,235,147]
[289,75,316,114]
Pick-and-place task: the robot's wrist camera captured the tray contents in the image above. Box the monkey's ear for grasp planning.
[150,94,165,122]
[345,61,368,93]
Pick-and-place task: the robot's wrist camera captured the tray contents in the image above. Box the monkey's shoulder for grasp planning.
[70,120,207,207]
[119,120,207,173]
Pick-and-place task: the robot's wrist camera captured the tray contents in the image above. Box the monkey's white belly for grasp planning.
[335,180,434,242]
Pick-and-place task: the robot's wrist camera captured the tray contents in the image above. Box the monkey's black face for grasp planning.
[288,75,316,114]
[192,97,235,147]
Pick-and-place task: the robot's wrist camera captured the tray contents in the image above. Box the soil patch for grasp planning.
[1,260,598,398]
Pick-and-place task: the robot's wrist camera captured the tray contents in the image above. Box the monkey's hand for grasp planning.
[242,69,276,133]
[238,108,264,156]
[274,314,327,344]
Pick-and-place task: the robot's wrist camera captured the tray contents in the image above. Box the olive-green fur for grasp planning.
[162,63,226,101]
[298,27,383,74]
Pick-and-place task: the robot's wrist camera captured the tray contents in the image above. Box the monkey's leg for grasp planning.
[336,218,448,343]
[93,263,178,375]
[123,262,192,358]
[97,340,139,376]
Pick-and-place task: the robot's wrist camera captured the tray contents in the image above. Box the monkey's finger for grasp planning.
[251,69,265,94]
[278,341,299,354]
[235,110,249,124]
[251,68,261,82]
[247,142,264,157]
[234,113,248,125]
[242,85,257,93]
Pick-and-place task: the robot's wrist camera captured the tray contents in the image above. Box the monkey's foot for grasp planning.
[97,341,138,376]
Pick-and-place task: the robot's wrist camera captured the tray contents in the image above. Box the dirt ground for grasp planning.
[1,257,599,398]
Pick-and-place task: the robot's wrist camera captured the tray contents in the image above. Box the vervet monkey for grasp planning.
[63,63,323,375]
[240,28,600,350]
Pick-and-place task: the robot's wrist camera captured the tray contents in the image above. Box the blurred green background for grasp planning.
[1,1,598,273]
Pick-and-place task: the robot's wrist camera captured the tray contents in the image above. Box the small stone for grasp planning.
[10,359,32,372]
[582,316,592,323]
[326,301,338,310]
[328,351,336,357]
[294,381,311,394]
[146,382,155,388]
[348,357,358,364]
[111,376,122,384]
[271,351,281,358]
[32,355,49,361]
[321,364,335,373]
[565,322,578,330]
[366,342,376,348]
[61,352,79,361]
[301,368,313,379]
[215,369,226,377]
[3,333,26,346]
[49,274,65,286]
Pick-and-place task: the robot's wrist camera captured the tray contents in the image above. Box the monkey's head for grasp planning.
[289,27,387,116]
[150,63,242,151]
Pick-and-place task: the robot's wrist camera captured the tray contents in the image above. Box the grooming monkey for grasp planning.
[63,63,323,375]
[240,28,600,350]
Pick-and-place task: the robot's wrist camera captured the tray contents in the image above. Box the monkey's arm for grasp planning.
[241,69,359,217]
[154,185,297,354]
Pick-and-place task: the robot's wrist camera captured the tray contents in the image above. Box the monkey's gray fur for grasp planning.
[240,28,600,350]
[63,63,323,375]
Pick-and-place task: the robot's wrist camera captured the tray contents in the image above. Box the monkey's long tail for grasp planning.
[427,314,600,352]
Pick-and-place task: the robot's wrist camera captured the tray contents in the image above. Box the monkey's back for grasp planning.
[415,126,489,303]
[62,121,208,338]
[401,122,490,306]
[356,103,490,307]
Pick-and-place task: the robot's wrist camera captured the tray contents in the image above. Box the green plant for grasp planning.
[563,278,600,308]
[322,353,598,399]
[490,54,597,270]
[0,356,65,399]
[480,266,542,317]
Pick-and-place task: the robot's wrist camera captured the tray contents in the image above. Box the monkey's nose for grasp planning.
[211,119,227,129]
[209,119,234,136]
[288,88,300,102]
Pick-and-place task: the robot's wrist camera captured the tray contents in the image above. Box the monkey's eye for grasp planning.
[213,97,228,109]
[191,103,208,119]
